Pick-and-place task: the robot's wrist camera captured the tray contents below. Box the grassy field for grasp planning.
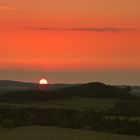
[0,126,140,140]
[0,97,121,111]
[106,116,140,122]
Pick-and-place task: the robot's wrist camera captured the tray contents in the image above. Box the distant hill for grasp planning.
[0,80,37,94]
[0,82,135,102]
[54,82,133,99]
[0,80,35,86]
[0,80,79,94]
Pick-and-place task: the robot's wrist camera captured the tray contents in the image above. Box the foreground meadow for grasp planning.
[0,126,140,140]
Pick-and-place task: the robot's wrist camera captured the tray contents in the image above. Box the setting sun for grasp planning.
[39,79,48,85]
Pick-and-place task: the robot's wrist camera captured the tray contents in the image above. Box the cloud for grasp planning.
[0,6,16,10]
[32,27,133,32]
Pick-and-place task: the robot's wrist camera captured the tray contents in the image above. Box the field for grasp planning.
[0,126,140,140]
[0,97,121,111]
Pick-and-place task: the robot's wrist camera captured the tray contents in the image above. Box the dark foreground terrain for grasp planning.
[0,82,140,138]
[0,126,140,140]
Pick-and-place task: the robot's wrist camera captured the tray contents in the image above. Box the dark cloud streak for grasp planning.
[32,27,133,32]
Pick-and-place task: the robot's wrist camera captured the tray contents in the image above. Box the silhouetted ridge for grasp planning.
[0,82,133,102]
[85,82,106,86]
[55,82,132,99]
[0,80,35,86]
[0,80,80,94]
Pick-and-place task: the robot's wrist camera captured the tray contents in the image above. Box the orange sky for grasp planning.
[0,0,140,84]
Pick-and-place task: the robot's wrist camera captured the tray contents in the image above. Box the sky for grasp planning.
[0,0,140,84]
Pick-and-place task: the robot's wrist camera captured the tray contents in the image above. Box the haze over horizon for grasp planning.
[0,0,140,84]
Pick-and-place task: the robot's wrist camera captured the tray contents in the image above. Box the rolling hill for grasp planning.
[0,80,79,94]
[0,82,134,103]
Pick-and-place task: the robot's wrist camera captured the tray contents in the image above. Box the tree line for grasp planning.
[0,105,140,135]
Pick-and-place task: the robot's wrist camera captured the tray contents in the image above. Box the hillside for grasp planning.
[54,82,132,99]
[0,80,78,94]
[0,82,140,136]
[0,82,134,102]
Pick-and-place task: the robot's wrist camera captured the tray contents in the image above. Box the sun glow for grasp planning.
[39,79,48,85]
